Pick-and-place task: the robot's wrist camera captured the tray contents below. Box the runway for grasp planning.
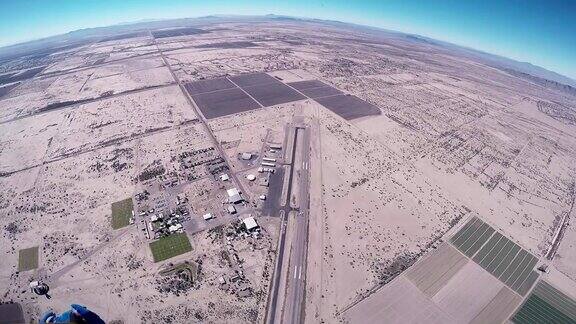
[266,119,311,324]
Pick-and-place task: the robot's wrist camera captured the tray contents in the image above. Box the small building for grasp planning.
[261,162,276,167]
[242,216,259,231]
[259,176,269,187]
[227,205,237,214]
[269,144,282,150]
[168,224,183,232]
[246,174,256,181]
[229,193,242,204]
[241,152,252,160]
[220,174,230,181]
[227,188,243,204]
[203,213,213,220]
[262,157,276,162]
[227,188,240,197]
[259,195,266,200]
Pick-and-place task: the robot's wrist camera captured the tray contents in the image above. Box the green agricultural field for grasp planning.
[149,233,193,262]
[18,246,39,271]
[511,280,576,324]
[111,198,134,229]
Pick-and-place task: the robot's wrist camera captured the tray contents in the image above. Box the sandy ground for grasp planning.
[1,18,576,323]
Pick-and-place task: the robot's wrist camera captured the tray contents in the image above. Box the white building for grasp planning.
[242,216,259,231]
[168,224,183,232]
[203,213,213,220]
[227,188,240,197]
[220,174,230,181]
[227,188,243,204]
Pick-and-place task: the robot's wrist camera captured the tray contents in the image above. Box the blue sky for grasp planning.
[1,0,574,79]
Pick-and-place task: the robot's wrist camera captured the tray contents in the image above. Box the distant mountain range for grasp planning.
[400,33,576,88]
[1,14,574,90]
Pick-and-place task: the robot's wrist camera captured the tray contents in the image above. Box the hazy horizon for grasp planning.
[1,1,574,80]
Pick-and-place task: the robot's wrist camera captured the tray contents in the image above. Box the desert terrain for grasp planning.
[1,16,576,324]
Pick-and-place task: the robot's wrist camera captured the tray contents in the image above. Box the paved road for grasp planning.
[266,122,311,324]
[151,32,250,202]
[156,36,312,322]
[0,82,175,126]
[283,126,311,324]
[266,124,300,324]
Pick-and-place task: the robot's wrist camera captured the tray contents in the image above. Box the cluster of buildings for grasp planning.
[136,192,190,239]
[147,209,187,239]
[136,142,281,264]
[214,216,262,298]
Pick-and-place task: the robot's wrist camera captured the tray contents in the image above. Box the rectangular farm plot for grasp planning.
[18,246,39,271]
[298,85,343,99]
[343,276,454,324]
[288,80,329,90]
[152,27,209,39]
[192,87,260,119]
[242,82,306,107]
[450,217,540,295]
[450,217,495,257]
[470,286,522,324]
[111,198,134,230]
[149,233,193,262]
[432,261,504,324]
[406,243,468,297]
[184,78,236,95]
[315,94,381,120]
[229,72,278,87]
[511,280,576,324]
[287,80,344,98]
[474,232,539,295]
[195,41,258,49]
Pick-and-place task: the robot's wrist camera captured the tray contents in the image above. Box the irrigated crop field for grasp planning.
[149,233,193,262]
[111,198,134,230]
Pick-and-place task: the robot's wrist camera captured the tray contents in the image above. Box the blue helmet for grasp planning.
[39,304,105,324]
